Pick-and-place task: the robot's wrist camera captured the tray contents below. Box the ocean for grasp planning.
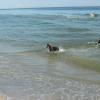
[0,7,100,100]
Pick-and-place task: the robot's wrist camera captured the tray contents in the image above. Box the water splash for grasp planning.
[59,47,66,53]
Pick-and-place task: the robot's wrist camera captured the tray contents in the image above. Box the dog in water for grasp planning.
[46,43,59,52]
[98,39,100,44]
[96,38,100,47]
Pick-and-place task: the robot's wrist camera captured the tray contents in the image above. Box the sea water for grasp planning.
[0,7,100,99]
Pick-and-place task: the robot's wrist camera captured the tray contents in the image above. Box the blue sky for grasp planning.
[0,0,100,9]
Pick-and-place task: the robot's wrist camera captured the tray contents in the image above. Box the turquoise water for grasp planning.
[0,7,100,99]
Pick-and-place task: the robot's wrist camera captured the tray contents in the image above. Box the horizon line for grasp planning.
[0,6,100,10]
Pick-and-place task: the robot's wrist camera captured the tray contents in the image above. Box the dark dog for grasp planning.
[98,39,100,44]
[46,43,59,52]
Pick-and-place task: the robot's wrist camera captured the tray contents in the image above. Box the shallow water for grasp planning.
[0,7,100,99]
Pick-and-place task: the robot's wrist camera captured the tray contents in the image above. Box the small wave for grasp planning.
[59,13,100,19]
[85,13,99,18]
[16,13,99,20]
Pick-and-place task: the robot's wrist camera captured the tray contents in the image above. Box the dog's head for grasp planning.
[46,43,51,48]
